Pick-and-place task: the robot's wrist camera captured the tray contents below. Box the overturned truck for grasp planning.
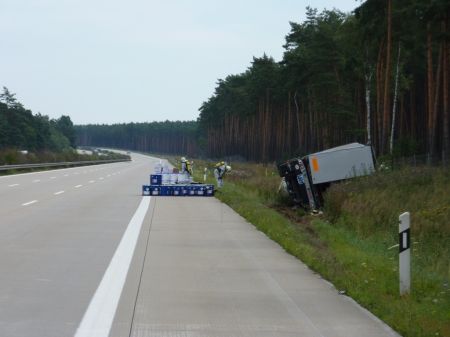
[278,143,375,209]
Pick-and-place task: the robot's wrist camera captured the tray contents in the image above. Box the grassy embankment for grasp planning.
[183,159,449,337]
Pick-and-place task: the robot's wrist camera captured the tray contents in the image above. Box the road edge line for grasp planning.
[74,196,151,337]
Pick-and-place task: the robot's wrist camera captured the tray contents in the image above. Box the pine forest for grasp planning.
[77,0,450,163]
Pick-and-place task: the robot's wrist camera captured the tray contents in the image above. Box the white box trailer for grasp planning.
[278,143,375,209]
[305,143,375,184]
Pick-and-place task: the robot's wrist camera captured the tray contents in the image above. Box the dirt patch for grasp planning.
[270,204,329,252]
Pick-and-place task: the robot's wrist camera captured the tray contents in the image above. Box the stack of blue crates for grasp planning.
[150,174,162,185]
[143,174,214,197]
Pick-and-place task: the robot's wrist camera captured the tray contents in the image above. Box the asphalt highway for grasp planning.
[0,153,400,337]
[0,153,154,337]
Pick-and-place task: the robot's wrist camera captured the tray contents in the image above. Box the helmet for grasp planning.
[181,157,187,162]
[226,165,231,171]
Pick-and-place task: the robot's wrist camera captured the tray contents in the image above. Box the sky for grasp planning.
[0,0,361,125]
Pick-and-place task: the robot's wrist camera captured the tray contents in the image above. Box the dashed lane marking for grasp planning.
[22,200,38,206]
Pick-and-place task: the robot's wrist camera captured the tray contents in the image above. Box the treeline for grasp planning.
[198,1,450,162]
[0,87,76,152]
[76,121,198,155]
[75,1,449,163]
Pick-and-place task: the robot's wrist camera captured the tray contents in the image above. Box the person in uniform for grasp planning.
[180,157,192,176]
[214,161,231,188]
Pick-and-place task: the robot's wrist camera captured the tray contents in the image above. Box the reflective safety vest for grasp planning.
[215,162,226,177]
[181,160,192,175]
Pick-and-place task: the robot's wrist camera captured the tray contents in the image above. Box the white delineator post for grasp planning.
[399,212,411,295]
[203,167,207,182]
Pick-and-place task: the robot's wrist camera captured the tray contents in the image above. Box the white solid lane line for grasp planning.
[54,191,65,195]
[75,185,83,188]
[8,184,19,187]
[74,197,151,337]
[22,200,38,206]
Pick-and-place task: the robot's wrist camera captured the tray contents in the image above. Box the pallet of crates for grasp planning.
[143,173,214,197]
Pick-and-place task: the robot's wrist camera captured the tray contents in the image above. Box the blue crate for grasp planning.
[186,185,196,196]
[150,174,162,185]
[160,185,173,196]
[180,185,189,196]
[144,184,214,197]
[186,185,206,196]
[195,185,206,196]
[142,185,151,196]
[175,184,215,197]
[172,185,182,196]
[205,184,214,196]
[150,186,160,196]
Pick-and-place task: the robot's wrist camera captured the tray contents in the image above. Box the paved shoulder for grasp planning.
[112,197,400,337]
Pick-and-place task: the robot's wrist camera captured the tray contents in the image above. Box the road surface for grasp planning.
[0,153,400,337]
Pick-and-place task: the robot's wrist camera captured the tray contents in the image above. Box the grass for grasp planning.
[181,159,450,337]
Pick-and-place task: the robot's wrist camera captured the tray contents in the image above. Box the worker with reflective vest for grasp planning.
[214,161,231,188]
[180,157,192,176]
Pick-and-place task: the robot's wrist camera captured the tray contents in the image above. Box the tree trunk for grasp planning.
[427,22,435,163]
[308,88,314,151]
[376,38,385,154]
[390,43,401,155]
[365,70,373,145]
[382,0,392,154]
[288,91,292,154]
[443,16,449,163]
[294,90,302,149]
[430,43,443,161]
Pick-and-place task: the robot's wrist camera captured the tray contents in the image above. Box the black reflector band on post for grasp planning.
[399,228,410,253]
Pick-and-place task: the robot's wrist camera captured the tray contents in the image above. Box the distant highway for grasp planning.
[0,153,400,337]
